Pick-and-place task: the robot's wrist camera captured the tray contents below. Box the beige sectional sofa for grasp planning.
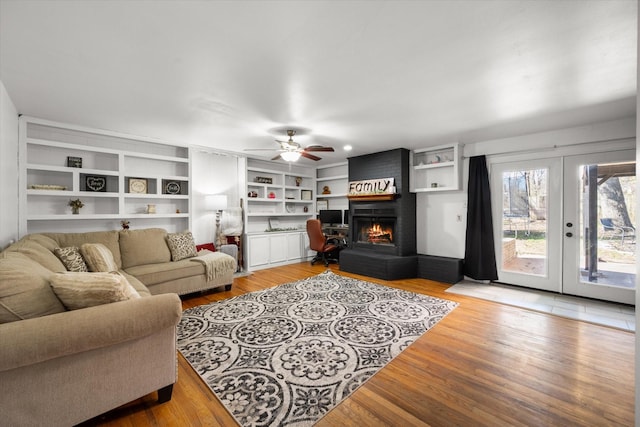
[0,228,236,426]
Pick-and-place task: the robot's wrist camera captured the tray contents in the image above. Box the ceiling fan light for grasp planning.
[281,151,301,162]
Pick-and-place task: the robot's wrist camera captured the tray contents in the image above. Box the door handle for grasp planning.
[566,232,573,237]
[566,222,573,228]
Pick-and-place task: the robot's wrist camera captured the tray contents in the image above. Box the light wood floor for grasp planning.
[81,262,634,426]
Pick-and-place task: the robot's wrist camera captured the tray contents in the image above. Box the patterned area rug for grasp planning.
[177,270,458,427]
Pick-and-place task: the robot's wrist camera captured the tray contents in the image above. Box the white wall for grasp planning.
[190,148,242,245]
[0,80,19,249]
[420,117,637,258]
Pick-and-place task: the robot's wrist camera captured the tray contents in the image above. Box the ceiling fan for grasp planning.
[246,130,335,161]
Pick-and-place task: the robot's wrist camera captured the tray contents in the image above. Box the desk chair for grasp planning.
[306,219,338,267]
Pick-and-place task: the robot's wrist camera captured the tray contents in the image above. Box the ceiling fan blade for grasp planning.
[300,151,321,161]
[244,148,279,151]
[271,154,283,161]
[304,146,335,152]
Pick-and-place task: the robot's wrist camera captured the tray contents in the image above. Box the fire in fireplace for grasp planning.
[357,219,395,246]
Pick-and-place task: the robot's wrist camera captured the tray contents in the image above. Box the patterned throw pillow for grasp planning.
[50,271,140,310]
[53,246,88,272]
[166,231,198,261]
[80,243,118,272]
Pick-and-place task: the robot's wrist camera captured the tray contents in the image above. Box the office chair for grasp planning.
[306,219,338,267]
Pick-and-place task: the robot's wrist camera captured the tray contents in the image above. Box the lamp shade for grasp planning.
[281,151,301,162]
[205,194,228,211]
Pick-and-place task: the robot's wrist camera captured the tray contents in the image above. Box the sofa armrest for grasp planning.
[0,293,182,372]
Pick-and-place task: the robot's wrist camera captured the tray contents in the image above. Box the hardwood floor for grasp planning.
[81,263,634,426]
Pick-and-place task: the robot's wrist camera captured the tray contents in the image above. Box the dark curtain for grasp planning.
[464,155,498,280]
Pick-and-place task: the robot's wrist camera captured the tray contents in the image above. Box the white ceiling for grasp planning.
[0,0,637,165]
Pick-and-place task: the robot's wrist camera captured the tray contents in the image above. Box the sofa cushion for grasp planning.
[166,231,197,261]
[0,251,66,323]
[50,272,140,310]
[119,228,171,269]
[124,258,205,286]
[54,247,89,272]
[5,238,67,273]
[44,231,122,269]
[80,243,118,272]
[119,270,152,297]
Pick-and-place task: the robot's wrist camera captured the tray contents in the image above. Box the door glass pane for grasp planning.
[501,169,548,276]
[579,161,636,289]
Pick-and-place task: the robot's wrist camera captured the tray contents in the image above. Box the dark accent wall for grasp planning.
[348,148,416,256]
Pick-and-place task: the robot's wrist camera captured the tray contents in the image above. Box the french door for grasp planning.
[491,151,636,304]
[562,150,635,304]
[491,158,562,293]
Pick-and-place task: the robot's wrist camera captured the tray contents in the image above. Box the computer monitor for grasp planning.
[343,209,349,225]
[319,209,342,226]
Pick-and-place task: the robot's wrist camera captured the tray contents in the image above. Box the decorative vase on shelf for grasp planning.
[68,198,84,215]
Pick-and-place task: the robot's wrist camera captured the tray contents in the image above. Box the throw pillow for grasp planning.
[54,246,89,272]
[50,272,140,310]
[166,231,198,261]
[80,243,118,272]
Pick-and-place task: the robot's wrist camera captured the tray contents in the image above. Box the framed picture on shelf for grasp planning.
[128,178,148,194]
[84,175,107,192]
[67,156,82,168]
[316,200,328,211]
[268,218,281,230]
[301,189,312,200]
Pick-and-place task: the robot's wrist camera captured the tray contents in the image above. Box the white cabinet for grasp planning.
[19,116,191,235]
[410,143,462,192]
[246,231,310,271]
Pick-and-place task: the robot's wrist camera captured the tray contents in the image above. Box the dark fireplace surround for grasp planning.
[346,148,416,256]
[340,148,462,283]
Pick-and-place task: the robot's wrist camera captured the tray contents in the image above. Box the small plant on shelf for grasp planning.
[121,220,130,230]
[68,199,84,214]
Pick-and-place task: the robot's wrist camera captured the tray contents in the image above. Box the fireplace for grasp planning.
[340,148,417,279]
[358,219,394,245]
[351,207,401,255]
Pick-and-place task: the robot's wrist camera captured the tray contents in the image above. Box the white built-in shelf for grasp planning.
[19,116,192,234]
[410,143,462,193]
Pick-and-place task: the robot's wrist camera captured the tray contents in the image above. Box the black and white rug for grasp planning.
[177,270,458,427]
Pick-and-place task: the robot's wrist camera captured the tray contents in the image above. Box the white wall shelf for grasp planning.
[19,116,192,235]
[316,162,349,214]
[410,143,462,192]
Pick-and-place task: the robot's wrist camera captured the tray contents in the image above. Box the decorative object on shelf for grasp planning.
[84,175,107,192]
[301,189,312,200]
[316,200,328,211]
[205,194,228,249]
[285,203,295,213]
[295,176,302,187]
[431,183,438,188]
[322,186,331,194]
[268,192,276,199]
[66,156,82,168]
[68,199,84,214]
[254,176,273,184]
[164,181,181,194]
[176,209,181,214]
[347,177,396,200]
[248,191,258,198]
[268,218,281,230]
[128,178,148,194]
[303,206,309,213]
[30,184,67,191]
[146,204,156,214]
[121,220,130,230]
